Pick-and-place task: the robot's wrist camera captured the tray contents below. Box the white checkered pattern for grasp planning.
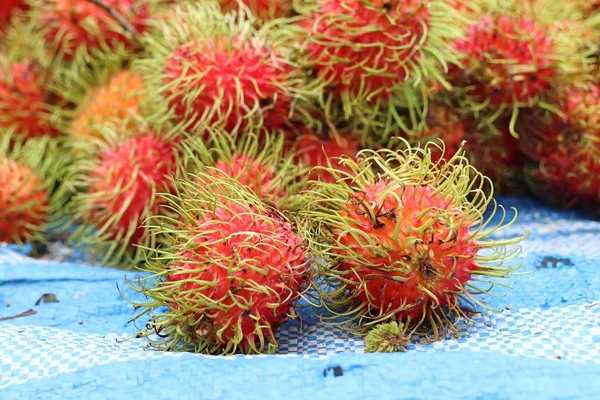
[2,302,599,388]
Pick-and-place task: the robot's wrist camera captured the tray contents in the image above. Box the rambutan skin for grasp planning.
[303,0,431,98]
[166,202,308,352]
[76,132,179,247]
[451,14,557,106]
[0,0,27,26]
[0,62,58,139]
[519,84,600,208]
[163,37,295,130]
[210,154,286,201]
[219,0,294,19]
[70,70,145,140]
[0,157,49,243]
[40,0,150,59]
[335,182,478,322]
[292,131,362,183]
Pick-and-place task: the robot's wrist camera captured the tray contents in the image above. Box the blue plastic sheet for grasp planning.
[1,196,600,399]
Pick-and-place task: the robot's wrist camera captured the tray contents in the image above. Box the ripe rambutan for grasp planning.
[300,141,526,338]
[449,0,592,125]
[219,0,294,19]
[519,84,600,208]
[405,102,525,193]
[451,14,556,106]
[210,154,285,200]
[37,0,152,60]
[0,0,27,28]
[0,130,63,245]
[137,2,308,132]
[298,0,461,122]
[184,128,308,209]
[291,130,362,183]
[126,173,312,354]
[0,61,59,139]
[0,159,49,243]
[67,129,181,265]
[69,69,145,141]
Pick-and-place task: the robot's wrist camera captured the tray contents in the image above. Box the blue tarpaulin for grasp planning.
[1,196,600,399]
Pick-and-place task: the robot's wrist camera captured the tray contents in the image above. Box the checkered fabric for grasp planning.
[2,302,599,388]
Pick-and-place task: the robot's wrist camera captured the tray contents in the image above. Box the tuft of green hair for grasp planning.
[364,321,410,353]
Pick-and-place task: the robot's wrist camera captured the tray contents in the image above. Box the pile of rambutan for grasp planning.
[1,0,599,355]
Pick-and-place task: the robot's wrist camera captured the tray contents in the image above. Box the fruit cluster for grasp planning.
[2,0,596,355]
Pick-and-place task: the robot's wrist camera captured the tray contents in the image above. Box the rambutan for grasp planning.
[67,129,181,265]
[219,0,294,19]
[0,159,48,243]
[519,84,600,208]
[451,14,557,106]
[126,173,312,354]
[0,0,27,28]
[298,0,460,122]
[405,102,525,193]
[184,128,307,209]
[0,61,59,139]
[37,0,152,60]
[449,0,592,125]
[291,130,362,183]
[69,69,145,141]
[300,141,526,338]
[210,154,285,200]
[0,130,63,245]
[137,2,308,132]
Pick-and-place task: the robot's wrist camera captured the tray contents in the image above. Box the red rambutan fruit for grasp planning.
[292,130,362,183]
[138,2,307,132]
[519,84,600,208]
[0,130,64,245]
[298,0,460,120]
[68,130,181,265]
[38,0,151,60]
[183,128,309,210]
[0,61,59,139]
[451,14,557,106]
[126,174,312,354]
[0,158,49,243]
[210,154,285,200]
[300,142,526,338]
[0,0,27,28]
[219,0,294,19]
